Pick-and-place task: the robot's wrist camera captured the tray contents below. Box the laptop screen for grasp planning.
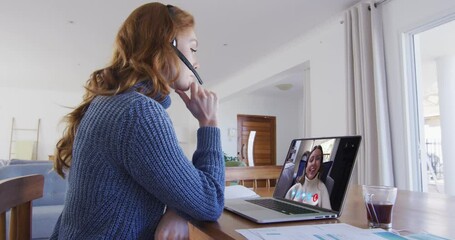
[273,136,361,212]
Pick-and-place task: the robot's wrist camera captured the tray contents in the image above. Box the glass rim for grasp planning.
[361,185,397,191]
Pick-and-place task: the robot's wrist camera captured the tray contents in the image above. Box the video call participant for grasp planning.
[51,3,223,239]
[285,145,332,209]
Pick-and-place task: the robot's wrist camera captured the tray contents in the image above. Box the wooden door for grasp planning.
[237,115,276,166]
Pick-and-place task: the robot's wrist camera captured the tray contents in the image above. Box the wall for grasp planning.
[381,0,455,190]
[215,13,349,164]
[219,93,302,166]
[167,92,199,158]
[0,87,82,160]
[215,13,348,137]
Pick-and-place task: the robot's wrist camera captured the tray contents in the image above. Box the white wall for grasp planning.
[0,87,82,160]
[219,94,302,166]
[214,13,349,157]
[167,92,199,158]
[307,25,347,137]
[381,0,455,190]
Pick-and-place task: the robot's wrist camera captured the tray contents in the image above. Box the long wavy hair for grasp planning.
[54,3,194,177]
[297,145,324,185]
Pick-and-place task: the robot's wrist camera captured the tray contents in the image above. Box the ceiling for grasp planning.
[0,0,360,97]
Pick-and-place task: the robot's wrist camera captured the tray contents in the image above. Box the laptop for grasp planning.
[224,135,362,223]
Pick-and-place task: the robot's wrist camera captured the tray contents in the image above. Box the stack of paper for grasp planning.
[225,185,260,199]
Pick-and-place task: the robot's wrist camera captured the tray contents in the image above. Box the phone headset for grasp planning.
[167,5,203,85]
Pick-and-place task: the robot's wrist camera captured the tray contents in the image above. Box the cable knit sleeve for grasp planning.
[120,97,224,221]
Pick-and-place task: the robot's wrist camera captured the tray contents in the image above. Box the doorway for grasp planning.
[408,18,455,194]
[237,114,276,166]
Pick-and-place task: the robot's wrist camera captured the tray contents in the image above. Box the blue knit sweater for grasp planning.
[50,88,224,239]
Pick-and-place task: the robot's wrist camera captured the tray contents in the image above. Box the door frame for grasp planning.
[402,12,455,191]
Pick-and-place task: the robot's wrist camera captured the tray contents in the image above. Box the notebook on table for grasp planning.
[224,135,362,223]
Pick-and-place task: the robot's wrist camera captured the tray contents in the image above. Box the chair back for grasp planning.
[0,163,67,207]
[0,174,44,240]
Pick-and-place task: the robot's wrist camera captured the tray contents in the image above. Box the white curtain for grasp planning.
[345,1,394,186]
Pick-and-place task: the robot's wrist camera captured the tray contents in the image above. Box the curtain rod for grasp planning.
[374,0,392,8]
[368,0,392,10]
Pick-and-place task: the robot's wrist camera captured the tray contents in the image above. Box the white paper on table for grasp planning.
[236,223,407,240]
[224,185,260,199]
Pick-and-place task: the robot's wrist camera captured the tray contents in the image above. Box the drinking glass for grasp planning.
[362,185,397,230]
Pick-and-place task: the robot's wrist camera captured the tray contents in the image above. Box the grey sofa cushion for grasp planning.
[32,205,64,239]
[9,159,53,165]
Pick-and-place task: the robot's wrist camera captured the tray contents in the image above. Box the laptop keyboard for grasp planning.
[246,199,318,215]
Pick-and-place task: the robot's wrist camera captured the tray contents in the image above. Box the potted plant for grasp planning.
[224,152,246,167]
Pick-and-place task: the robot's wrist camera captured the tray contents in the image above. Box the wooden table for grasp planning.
[188,185,455,239]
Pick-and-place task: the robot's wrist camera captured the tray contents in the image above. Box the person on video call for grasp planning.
[285,145,332,209]
[51,3,224,239]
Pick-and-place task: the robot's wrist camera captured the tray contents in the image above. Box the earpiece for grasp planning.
[170,40,203,85]
[167,4,203,85]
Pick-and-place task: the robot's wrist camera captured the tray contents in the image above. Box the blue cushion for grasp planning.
[32,205,64,238]
[9,159,52,165]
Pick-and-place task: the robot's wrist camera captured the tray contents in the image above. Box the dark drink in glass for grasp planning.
[362,185,397,230]
[365,202,394,229]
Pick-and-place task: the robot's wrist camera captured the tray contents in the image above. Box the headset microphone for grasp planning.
[171,39,203,85]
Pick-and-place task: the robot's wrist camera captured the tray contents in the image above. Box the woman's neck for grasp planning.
[304,174,319,185]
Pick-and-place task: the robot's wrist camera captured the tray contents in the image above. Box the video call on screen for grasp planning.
[274,136,360,212]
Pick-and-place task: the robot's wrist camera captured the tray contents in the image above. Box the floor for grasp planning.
[427,178,445,194]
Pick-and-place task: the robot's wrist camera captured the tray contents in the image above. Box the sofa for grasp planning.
[0,160,67,239]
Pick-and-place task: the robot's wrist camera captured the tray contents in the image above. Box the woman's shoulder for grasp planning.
[118,90,161,103]
[317,180,329,191]
[123,92,171,119]
[88,92,168,127]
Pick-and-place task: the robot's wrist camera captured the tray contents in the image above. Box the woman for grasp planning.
[285,145,331,209]
[51,3,223,239]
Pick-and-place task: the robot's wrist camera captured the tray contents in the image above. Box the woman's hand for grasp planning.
[176,82,218,127]
[154,209,189,240]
